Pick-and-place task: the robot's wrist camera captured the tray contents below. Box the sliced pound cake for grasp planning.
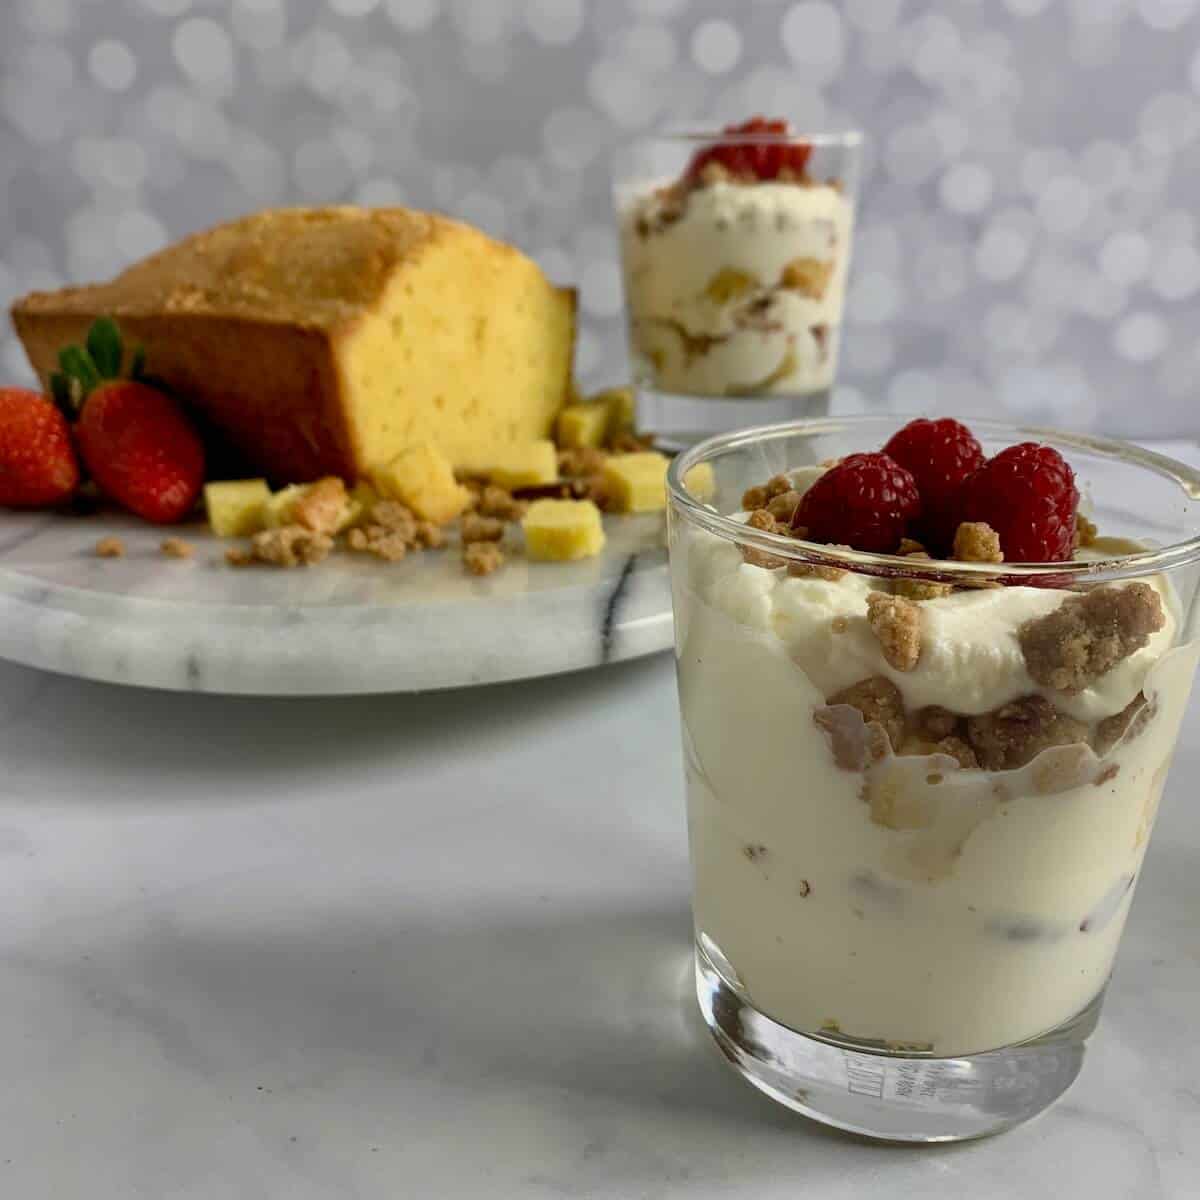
[11,206,576,483]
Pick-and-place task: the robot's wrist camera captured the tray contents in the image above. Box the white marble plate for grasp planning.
[0,509,673,694]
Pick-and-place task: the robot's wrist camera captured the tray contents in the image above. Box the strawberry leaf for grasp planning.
[58,345,101,395]
[86,317,123,379]
[48,371,73,417]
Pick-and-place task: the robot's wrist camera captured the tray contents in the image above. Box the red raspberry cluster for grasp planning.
[793,418,1079,563]
[686,116,813,182]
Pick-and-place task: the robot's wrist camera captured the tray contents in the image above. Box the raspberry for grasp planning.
[882,418,985,554]
[793,452,921,553]
[686,116,812,182]
[957,443,1079,563]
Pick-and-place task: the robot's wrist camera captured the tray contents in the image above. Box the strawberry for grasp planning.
[686,116,813,183]
[0,388,80,508]
[52,318,204,524]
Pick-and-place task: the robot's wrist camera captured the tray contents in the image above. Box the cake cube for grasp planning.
[556,403,609,450]
[603,451,670,513]
[522,498,606,561]
[204,479,271,537]
[371,442,469,524]
[262,477,361,533]
[478,440,558,490]
[262,484,307,528]
[593,386,635,439]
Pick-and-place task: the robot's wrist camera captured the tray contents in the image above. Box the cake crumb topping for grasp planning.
[460,512,505,544]
[766,489,803,523]
[160,537,194,559]
[827,676,905,752]
[292,476,348,535]
[476,484,527,522]
[463,541,504,576]
[415,521,445,549]
[866,592,922,672]
[786,540,848,581]
[913,706,959,740]
[741,484,769,510]
[1019,583,1166,694]
[741,507,774,529]
[557,447,606,479]
[787,557,847,582]
[251,524,333,567]
[965,696,1090,771]
[371,500,418,538]
[95,536,125,558]
[1075,513,1098,548]
[893,551,953,601]
[344,499,427,561]
[610,431,655,455]
[931,735,978,768]
[347,525,407,561]
[740,508,789,569]
[898,729,979,769]
[953,521,1003,564]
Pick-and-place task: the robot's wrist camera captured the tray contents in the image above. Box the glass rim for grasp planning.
[666,416,1200,584]
[642,127,864,148]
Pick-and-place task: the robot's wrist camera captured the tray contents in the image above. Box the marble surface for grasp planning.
[0,508,672,693]
[0,648,1197,1198]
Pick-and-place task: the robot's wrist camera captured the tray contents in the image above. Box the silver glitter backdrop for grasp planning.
[2,0,1198,436]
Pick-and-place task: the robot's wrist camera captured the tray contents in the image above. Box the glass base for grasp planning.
[695,938,1098,1142]
[637,385,831,451]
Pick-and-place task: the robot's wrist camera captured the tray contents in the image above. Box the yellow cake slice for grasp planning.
[10,206,576,484]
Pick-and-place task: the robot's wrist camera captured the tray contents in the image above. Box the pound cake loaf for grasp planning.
[11,206,576,483]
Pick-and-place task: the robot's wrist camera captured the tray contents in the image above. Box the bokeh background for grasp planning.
[2,0,1198,436]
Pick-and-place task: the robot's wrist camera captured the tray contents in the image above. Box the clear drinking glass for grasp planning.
[665,416,1200,1141]
[613,127,861,445]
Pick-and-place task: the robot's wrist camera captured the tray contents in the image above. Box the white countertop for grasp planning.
[0,650,1197,1199]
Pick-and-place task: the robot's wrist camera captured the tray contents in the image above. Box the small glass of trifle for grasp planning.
[666,415,1200,1142]
[613,119,861,445]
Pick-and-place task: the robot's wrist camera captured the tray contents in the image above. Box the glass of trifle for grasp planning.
[614,119,861,444]
[666,415,1200,1141]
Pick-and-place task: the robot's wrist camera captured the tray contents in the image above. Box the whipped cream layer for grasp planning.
[618,180,854,397]
[685,529,1177,724]
[673,490,1196,1056]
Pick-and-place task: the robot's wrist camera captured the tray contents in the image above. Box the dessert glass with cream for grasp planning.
[666,416,1200,1142]
[614,122,860,444]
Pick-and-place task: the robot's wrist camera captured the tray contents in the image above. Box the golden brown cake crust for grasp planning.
[10,205,575,485]
[12,207,479,331]
[11,307,354,482]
